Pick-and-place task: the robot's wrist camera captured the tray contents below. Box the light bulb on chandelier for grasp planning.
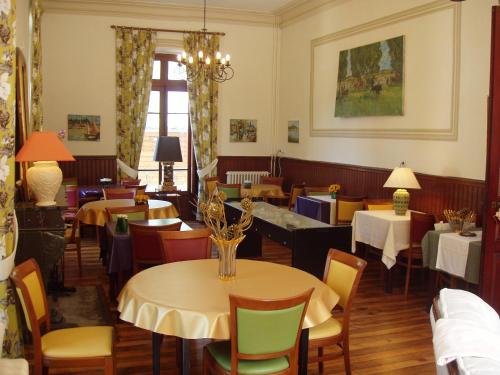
[176,0,234,83]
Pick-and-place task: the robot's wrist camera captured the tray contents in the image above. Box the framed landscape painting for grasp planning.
[230,119,257,142]
[68,114,101,141]
[335,35,404,117]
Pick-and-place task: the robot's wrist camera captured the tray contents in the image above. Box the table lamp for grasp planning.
[15,131,75,206]
[383,162,421,215]
[153,136,182,191]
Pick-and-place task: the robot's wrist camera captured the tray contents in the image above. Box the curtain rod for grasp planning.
[110,25,225,36]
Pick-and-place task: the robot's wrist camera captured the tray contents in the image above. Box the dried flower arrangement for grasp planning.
[443,208,476,235]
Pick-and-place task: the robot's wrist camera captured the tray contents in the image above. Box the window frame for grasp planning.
[139,53,193,192]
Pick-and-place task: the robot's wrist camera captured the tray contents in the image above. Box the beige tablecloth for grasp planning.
[117,259,339,339]
[76,199,179,226]
[352,210,412,269]
[240,184,284,198]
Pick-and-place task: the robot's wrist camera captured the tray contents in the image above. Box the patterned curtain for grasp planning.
[31,0,43,131]
[0,0,23,357]
[115,28,156,181]
[183,33,219,201]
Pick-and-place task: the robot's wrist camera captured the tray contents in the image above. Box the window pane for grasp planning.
[168,91,188,113]
[138,132,158,169]
[167,114,188,133]
[148,91,160,113]
[168,125,189,176]
[152,60,161,79]
[168,61,187,81]
[173,170,187,191]
[145,113,159,131]
[138,170,160,186]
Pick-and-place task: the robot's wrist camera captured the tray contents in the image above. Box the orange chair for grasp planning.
[158,228,212,263]
[11,259,116,375]
[362,198,393,211]
[129,221,182,274]
[260,176,284,188]
[103,188,136,200]
[304,186,329,196]
[308,249,367,374]
[105,205,149,222]
[121,178,140,185]
[204,176,219,199]
[396,211,436,298]
[334,196,365,225]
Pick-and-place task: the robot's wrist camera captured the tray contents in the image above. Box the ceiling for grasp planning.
[156,0,296,13]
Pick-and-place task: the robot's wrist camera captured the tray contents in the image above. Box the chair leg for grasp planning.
[104,356,115,375]
[404,258,412,299]
[318,347,324,373]
[343,339,351,375]
[202,346,210,375]
[76,236,82,276]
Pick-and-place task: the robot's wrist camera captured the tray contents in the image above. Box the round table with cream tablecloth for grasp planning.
[75,199,179,226]
[117,259,338,375]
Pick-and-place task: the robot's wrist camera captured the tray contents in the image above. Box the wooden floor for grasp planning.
[48,225,436,374]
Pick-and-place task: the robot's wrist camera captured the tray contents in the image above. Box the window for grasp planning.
[138,54,192,191]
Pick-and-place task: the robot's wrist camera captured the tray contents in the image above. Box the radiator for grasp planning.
[226,171,270,184]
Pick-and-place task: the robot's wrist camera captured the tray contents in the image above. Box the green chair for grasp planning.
[216,183,241,200]
[203,288,314,375]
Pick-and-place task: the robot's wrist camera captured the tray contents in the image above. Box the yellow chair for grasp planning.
[362,198,393,211]
[334,196,365,224]
[308,249,367,374]
[11,259,116,375]
[205,176,219,199]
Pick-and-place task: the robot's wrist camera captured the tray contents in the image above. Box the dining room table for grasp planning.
[106,218,192,298]
[117,258,339,375]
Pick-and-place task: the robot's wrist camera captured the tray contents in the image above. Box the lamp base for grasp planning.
[27,161,62,206]
[161,162,177,191]
[393,188,410,216]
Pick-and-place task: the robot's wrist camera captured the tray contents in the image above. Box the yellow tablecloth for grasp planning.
[117,259,338,340]
[75,199,179,226]
[240,184,284,198]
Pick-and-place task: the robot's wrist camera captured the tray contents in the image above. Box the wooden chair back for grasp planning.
[129,221,182,273]
[216,182,241,200]
[288,183,305,210]
[410,211,435,247]
[158,228,212,263]
[11,259,51,368]
[105,205,149,222]
[228,288,314,374]
[322,249,367,336]
[304,186,329,196]
[335,195,365,224]
[62,177,78,186]
[103,188,136,200]
[65,185,79,210]
[363,198,394,211]
[124,184,147,196]
[204,176,219,199]
[260,176,284,188]
[121,178,141,185]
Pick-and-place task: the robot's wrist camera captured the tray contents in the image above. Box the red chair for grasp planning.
[260,176,284,188]
[396,211,436,298]
[63,185,79,223]
[103,188,136,200]
[121,178,141,186]
[129,221,182,274]
[63,185,82,275]
[157,228,212,263]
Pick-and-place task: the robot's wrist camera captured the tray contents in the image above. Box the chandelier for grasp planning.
[177,0,234,83]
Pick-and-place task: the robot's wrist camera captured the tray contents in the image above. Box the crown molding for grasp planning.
[275,0,350,27]
[43,0,277,27]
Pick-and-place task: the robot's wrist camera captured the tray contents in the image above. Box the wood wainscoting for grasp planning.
[59,155,117,186]
[217,155,486,222]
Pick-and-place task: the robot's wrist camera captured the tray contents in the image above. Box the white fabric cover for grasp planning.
[432,289,500,375]
[436,232,482,279]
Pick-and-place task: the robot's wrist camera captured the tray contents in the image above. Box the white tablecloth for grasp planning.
[352,210,412,269]
[308,195,337,225]
[436,231,482,278]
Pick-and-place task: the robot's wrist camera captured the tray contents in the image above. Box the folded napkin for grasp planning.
[433,318,500,366]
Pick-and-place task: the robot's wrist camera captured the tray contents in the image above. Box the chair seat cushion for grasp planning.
[309,316,342,340]
[206,341,290,375]
[42,326,113,358]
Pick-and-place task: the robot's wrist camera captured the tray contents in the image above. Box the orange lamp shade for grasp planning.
[15,131,75,162]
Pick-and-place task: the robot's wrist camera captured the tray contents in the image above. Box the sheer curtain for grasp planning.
[183,33,219,201]
[115,28,156,181]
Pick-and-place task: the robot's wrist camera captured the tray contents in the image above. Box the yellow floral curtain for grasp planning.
[31,0,43,131]
[0,0,22,357]
[115,28,156,181]
[183,33,219,200]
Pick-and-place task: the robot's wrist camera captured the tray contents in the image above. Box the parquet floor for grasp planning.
[49,223,436,374]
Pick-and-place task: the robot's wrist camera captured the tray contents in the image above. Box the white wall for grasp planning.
[278,0,494,180]
[41,11,277,156]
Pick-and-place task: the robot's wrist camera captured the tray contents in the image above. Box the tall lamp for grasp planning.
[153,136,183,191]
[383,162,421,215]
[15,131,75,206]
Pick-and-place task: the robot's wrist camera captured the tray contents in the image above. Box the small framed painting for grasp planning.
[230,119,257,142]
[68,114,101,141]
[288,120,299,143]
